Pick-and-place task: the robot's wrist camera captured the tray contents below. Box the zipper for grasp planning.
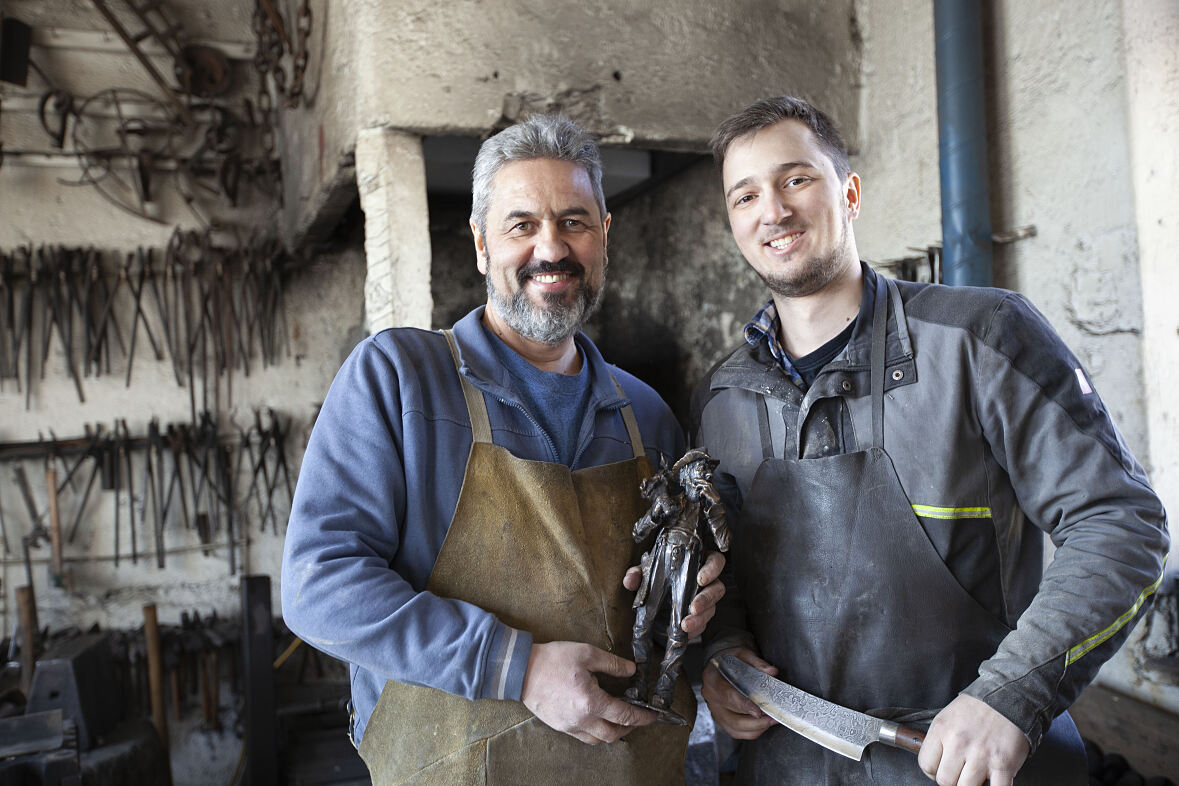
[495,397,561,464]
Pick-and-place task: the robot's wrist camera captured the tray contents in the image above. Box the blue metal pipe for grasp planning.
[934,0,994,287]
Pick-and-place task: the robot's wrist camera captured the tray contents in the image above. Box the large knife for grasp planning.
[712,652,926,760]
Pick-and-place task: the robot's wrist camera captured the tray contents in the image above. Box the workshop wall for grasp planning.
[836,0,1179,715]
[279,0,865,245]
[0,0,367,640]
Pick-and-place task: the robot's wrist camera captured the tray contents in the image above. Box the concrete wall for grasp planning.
[854,0,1178,712]
[1124,0,1179,561]
[281,0,865,244]
[1109,0,1179,714]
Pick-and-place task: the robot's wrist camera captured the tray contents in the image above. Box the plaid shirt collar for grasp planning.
[744,299,804,385]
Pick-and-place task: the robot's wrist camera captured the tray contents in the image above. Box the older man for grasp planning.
[694,96,1169,785]
[282,115,722,785]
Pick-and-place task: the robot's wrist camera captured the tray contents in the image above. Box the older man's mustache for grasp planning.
[516,259,585,287]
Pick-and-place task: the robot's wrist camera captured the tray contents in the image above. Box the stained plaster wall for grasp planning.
[851,0,1179,713]
[0,0,366,636]
[1124,0,1179,571]
[1109,0,1179,714]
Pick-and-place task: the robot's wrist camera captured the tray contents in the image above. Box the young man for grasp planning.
[694,96,1169,786]
[283,115,723,785]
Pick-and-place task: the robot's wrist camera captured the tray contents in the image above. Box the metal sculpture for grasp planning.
[626,448,731,724]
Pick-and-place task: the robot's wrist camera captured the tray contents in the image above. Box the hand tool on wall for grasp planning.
[13,465,50,669]
[147,418,167,568]
[67,425,106,544]
[120,419,137,565]
[255,408,292,534]
[180,244,198,422]
[245,410,273,533]
[124,250,165,387]
[45,249,86,403]
[188,421,212,555]
[162,423,191,535]
[19,249,36,408]
[49,429,78,495]
[81,250,99,378]
[0,252,12,387]
[0,472,11,555]
[13,464,49,560]
[8,249,29,391]
[53,426,91,496]
[137,418,157,567]
[87,253,127,376]
[216,438,236,576]
[269,408,294,510]
[236,428,265,531]
[36,251,54,382]
[143,248,183,386]
[45,464,67,589]
[111,422,122,567]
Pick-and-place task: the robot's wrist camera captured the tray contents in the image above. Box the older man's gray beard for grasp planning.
[485,270,604,346]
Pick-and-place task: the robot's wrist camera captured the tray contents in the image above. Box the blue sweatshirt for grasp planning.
[281,307,685,743]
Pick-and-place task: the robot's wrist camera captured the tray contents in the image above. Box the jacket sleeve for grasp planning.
[280,337,532,703]
[962,293,1169,748]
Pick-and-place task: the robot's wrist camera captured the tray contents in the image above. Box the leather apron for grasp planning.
[359,331,693,786]
[731,276,1085,784]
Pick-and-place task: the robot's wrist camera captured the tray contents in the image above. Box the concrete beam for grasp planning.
[1124,0,1179,545]
[355,128,433,333]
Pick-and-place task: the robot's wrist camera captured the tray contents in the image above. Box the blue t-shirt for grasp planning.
[485,325,592,466]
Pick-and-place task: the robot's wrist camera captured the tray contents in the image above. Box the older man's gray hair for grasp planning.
[470,115,607,236]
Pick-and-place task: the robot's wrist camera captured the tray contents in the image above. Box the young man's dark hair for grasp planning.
[709,95,851,178]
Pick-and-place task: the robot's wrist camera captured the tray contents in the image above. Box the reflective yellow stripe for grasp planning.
[911,504,993,519]
[1066,558,1169,666]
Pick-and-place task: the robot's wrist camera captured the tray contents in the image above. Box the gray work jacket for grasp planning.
[694,264,1169,749]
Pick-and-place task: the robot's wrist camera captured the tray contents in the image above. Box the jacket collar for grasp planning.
[448,306,629,410]
[713,262,915,389]
[838,263,914,371]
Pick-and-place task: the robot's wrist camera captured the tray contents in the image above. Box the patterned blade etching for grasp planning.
[717,653,882,761]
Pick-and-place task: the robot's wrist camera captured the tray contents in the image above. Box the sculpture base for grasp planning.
[623,696,690,726]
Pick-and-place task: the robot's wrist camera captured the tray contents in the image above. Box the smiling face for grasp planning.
[472,158,610,346]
[721,119,861,299]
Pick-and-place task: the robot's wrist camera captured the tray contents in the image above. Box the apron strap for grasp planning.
[870,273,889,449]
[887,277,912,357]
[757,394,775,460]
[610,376,647,460]
[442,329,494,445]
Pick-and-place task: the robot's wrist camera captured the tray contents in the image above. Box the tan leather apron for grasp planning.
[358,331,693,785]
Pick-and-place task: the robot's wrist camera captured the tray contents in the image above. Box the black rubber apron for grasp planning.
[732,276,1085,784]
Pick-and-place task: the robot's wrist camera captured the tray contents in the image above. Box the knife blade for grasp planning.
[712,652,926,761]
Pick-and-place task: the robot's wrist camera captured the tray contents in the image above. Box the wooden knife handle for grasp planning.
[888,723,926,754]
